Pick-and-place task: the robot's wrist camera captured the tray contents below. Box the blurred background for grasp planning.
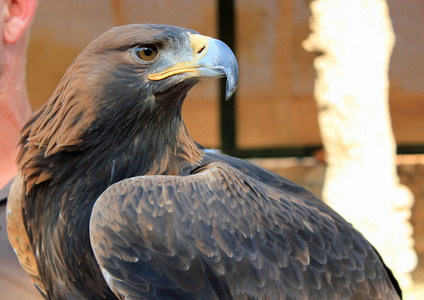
[25,0,424,297]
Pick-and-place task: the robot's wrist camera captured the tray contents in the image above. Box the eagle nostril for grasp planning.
[197,45,205,55]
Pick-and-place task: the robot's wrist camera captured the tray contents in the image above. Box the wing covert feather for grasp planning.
[90,162,399,300]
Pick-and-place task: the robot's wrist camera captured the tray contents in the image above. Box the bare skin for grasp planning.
[0,0,36,190]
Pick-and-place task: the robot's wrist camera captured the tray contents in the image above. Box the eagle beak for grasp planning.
[148,34,239,100]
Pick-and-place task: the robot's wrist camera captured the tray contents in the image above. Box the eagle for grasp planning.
[7,24,401,299]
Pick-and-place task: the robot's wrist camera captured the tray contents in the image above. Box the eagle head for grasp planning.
[18,24,238,191]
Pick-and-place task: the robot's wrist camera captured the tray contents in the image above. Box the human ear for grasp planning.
[3,0,37,44]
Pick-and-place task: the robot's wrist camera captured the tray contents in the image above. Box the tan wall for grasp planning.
[235,0,320,148]
[387,0,424,145]
[26,0,424,150]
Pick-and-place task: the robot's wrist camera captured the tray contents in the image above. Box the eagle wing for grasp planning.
[89,162,399,300]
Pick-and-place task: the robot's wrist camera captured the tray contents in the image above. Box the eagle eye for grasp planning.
[135,44,158,61]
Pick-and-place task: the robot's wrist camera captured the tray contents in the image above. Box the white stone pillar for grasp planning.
[303,0,417,288]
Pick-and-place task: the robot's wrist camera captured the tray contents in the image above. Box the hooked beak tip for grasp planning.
[200,38,238,100]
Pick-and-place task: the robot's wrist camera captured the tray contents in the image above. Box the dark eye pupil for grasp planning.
[143,48,153,56]
[135,44,158,61]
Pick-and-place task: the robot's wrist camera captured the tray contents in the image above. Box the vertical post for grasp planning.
[303,0,416,288]
[218,0,236,154]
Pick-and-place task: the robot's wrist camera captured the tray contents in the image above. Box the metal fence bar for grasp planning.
[218,0,237,154]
